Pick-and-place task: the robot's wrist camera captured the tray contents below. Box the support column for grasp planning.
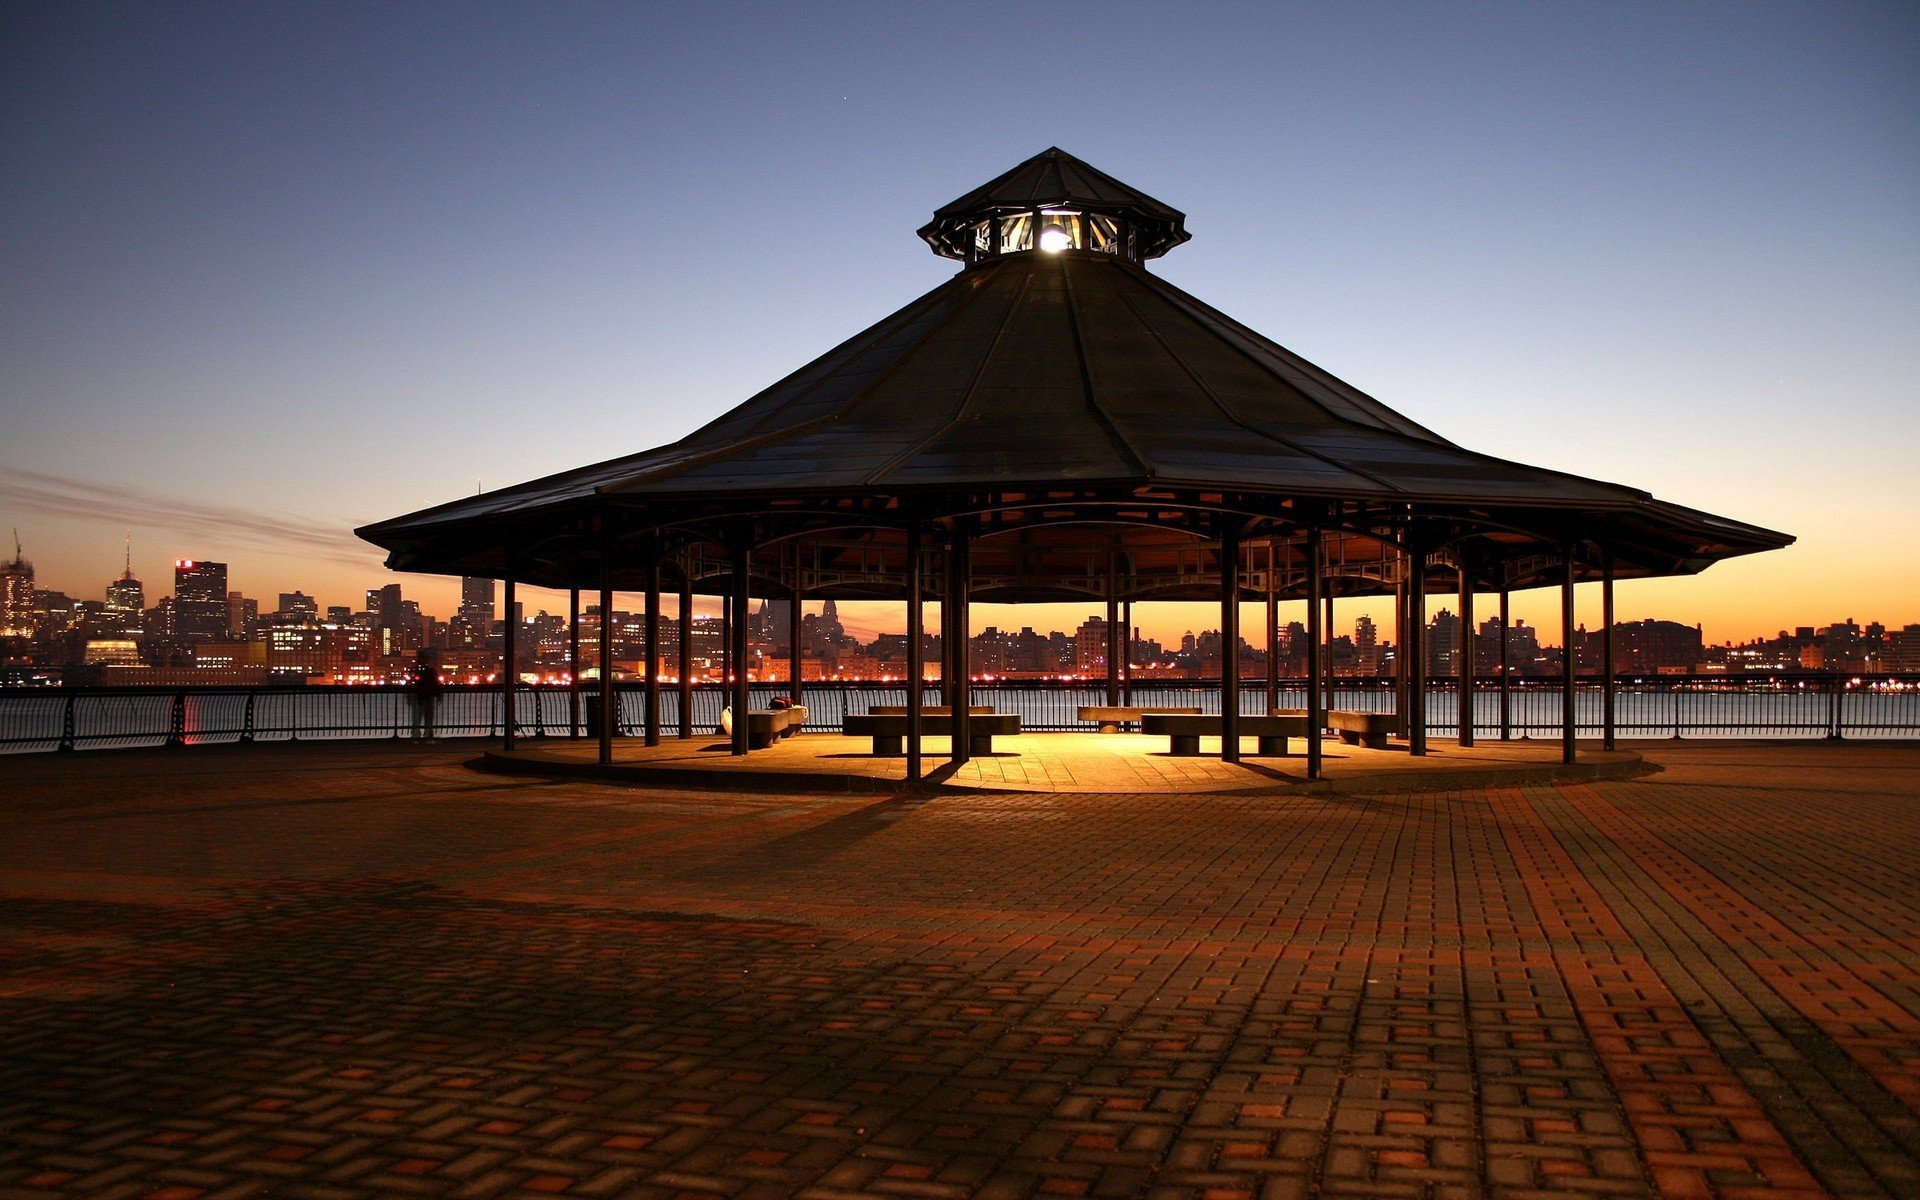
[597,583,614,765]
[1498,588,1512,740]
[1105,592,1121,707]
[730,540,751,755]
[677,577,694,739]
[501,577,517,751]
[906,521,924,782]
[568,589,582,738]
[1323,591,1336,717]
[1394,575,1408,732]
[644,556,662,747]
[1561,549,1578,765]
[1457,565,1475,748]
[950,530,972,764]
[1264,587,1279,715]
[1602,560,1616,752]
[1220,525,1241,763]
[1408,551,1427,756]
[1122,600,1134,705]
[1305,527,1324,779]
[788,585,804,713]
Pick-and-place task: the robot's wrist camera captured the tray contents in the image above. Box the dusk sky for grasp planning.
[3,2,1915,647]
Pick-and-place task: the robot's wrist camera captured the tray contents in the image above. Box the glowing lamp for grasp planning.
[1038,223,1072,252]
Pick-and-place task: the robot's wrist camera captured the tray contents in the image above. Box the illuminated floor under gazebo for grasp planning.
[481,731,1648,794]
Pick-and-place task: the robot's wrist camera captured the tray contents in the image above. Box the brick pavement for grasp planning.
[1,741,1916,1200]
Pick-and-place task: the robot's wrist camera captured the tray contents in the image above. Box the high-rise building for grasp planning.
[172,560,229,642]
[459,577,495,622]
[277,591,319,620]
[227,592,259,640]
[0,533,32,638]
[105,537,143,624]
[1353,615,1379,674]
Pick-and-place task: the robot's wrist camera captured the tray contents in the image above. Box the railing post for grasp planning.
[166,690,187,747]
[240,692,255,744]
[1672,684,1682,739]
[1828,675,1844,740]
[58,692,76,752]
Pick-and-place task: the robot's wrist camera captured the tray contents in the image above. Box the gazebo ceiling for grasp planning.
[358,147,1790,598]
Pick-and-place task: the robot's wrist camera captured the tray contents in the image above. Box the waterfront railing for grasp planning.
[2,675,1916,754]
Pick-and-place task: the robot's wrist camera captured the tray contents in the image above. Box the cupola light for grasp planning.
[1038,223,1072,253]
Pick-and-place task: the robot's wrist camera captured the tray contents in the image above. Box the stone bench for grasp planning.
[1076,705,1203,733]
[1142,712,1308,757]
[844,712,1020,756]
[730,705,808,750]
[1329,710,1399,748]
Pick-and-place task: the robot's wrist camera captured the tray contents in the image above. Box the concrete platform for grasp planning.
[482,729,1653,794]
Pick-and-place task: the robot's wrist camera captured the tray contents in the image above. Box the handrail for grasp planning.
[2,674,1916,753]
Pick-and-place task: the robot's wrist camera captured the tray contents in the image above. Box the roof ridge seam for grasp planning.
[1061,259,1155,480]
[1104,268,1407,494]
[865,266,1036,486]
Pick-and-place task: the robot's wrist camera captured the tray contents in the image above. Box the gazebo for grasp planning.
[358,148,1790,780]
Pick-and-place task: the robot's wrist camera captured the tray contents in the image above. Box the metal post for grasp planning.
[906,520,924,782]
[1264,587,1279,715]
[501,578,517,751]
[1220,524,1241,763]
[1561,550,1578,766]
[1306,527,1324,779]
[788,584,804,716]
[1457,564,1474,748]
[167,689,187,747]
[568,589,581,738]
[1394,575,1408,735]
[1407,551,1426,756]
[645,556,662,747]
[1498,589,1512,740]
[597,583,614,766]
[1601,562,1615,752]
[240,692,254,745]
[677,577,694,739]
[951,529,972,764]
[59,693,77,752]
[730,539,751,755]
[1105,591,1121,707]
[1122,600,1134,705]
[1323,590,1336,717]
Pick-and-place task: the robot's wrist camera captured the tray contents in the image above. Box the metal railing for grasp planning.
[2,675,1916,754]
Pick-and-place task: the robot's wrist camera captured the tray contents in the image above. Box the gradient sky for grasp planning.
[3,1,1915,647]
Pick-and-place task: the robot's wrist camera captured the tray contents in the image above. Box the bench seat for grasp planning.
[1329,710,1399,748]
[844,712,1020,756]
[1141,712,1308,757]
[738,705,807,750]
[1076,705,1203,733]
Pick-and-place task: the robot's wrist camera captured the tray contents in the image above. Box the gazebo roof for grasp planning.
[358,149,1789,596]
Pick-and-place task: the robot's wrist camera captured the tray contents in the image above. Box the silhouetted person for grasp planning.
[410,650,443,739]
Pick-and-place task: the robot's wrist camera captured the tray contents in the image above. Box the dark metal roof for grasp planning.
[918,147,1191,260]
[358,151,1791,595]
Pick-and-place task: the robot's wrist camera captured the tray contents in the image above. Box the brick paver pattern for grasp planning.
[1,742,1916,1200]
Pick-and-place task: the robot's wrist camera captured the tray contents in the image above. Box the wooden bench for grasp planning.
[1077,705,1203,733]
[729,705,808,750]
[1142,712,1308,757]
[843,712,1020,756]
[1329,710,1398,748]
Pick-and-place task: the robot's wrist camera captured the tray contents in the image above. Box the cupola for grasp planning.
[916,146,1192,265]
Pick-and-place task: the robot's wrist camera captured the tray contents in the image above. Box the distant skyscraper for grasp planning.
[1,532,34,637]
[173,560,229,642]
[106,535,143,622]
[459,577,495,625]
[277,591,318,620]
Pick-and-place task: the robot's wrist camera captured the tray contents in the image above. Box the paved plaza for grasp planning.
[2,741,1917,1200]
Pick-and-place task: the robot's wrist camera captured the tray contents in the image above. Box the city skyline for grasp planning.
[7,529,1908,662]
[4,5,1916,647]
